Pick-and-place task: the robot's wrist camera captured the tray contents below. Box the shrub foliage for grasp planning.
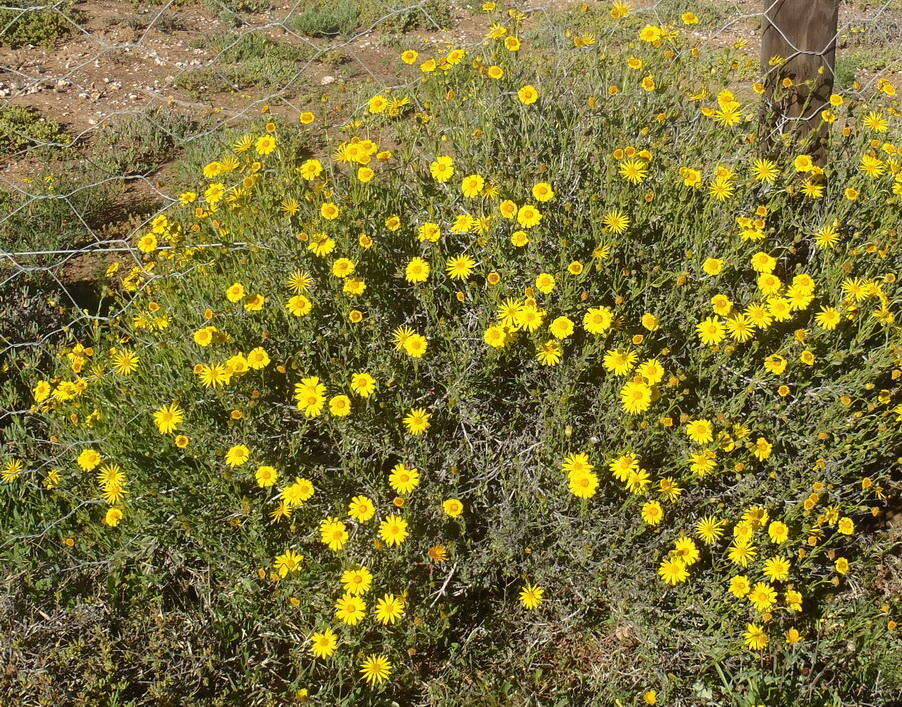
[2,4,900,704]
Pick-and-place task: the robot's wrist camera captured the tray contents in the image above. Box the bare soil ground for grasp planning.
[1,0,897,189]
[0,0,578,276]
[0,1,496,157]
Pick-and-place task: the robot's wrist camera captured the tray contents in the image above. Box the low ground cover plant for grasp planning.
[0,0,77,48]
[3,2,900,703]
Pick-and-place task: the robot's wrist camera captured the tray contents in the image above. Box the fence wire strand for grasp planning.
[0,0,899,479]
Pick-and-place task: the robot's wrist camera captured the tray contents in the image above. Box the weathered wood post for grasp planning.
[760,0,840,158]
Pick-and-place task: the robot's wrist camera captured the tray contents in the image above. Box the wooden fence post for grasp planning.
[760,0,840,158]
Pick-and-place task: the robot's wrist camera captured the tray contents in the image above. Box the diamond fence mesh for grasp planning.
[1,0,459,463]
[0,0,899,543]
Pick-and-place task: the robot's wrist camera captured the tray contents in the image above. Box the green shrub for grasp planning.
[204,0,272,14]
[91,109,198,176]
[0,0,76,47]
[203,0,273,27]
[0,167,124,253]
[359,0,454,32]
[289,0,453,36]
[176,32,317,94]
[835,46,902,87]
[289,0,360,37]
[0,105,71,157]
[3,4,901,705]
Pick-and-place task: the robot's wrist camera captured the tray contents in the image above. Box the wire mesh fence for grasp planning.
[1,0,899,507]
[0,1,899,701]
[1,0,460,451]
